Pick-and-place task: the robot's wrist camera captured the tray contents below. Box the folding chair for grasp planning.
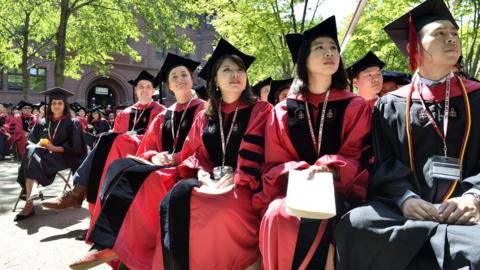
[12,169,74,212]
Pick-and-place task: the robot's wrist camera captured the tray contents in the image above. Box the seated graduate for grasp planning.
[267,78,293,105]
[12,101,36,159]
[252,16,371,270]
[347,51,385,107]
[158,38,272,270]
[0,103,15,160]
[252,77,272,102]
[14,87,87,221]
[68,53,204,270]
[41,70,165,211]
[335,1,480,269]
[70,102,88,131]
[381,71,412,95]
[84,106,110,147]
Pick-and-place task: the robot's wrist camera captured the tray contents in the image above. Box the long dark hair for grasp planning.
[292,36,349,96]
[204,54,256,118]
[46,98,70,122]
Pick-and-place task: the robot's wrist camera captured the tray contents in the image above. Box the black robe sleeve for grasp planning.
[60,119,87,157]
[28,121,44,144]
[368,97,416,208]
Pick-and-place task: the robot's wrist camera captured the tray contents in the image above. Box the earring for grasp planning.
[216,87,219,92]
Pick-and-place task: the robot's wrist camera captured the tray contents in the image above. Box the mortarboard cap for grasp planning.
[193,85,208,100]
[33,101,46,109]
[40,87,74,100]
[157,53,200,83]
[70,102,87,112]
[268,78,293,105]
[382,71,412,85]
[86,105,105,114]
[128,70,158,88]
[285,33,303,64]
[252,77,272,96]
[384,0,458,70]
[303,16,340,49]
[198,38,255,80]
[347,51,385,79]
[15,101,34,110]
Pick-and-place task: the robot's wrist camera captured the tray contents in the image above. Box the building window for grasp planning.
[205,14,216,29]
[30,67,46,91]
[7,67,46,91]
[7,70,22,91]
[155,47,166,60]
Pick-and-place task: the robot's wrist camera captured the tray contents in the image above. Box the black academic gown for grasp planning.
[16,117,87,188]
[335,77,480,270]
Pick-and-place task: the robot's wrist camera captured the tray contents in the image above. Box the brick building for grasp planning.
[0,20,216,108]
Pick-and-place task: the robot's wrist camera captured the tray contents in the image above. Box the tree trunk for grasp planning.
[21,11,31,100]
[54,0,70,87]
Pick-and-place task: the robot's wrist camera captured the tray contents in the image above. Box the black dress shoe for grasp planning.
[14,209,35,221]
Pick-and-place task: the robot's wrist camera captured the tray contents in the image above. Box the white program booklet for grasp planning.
[286,170,336,219]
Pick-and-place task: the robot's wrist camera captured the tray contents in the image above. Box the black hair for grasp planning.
[204,54,256,118]
[292,36,349,95]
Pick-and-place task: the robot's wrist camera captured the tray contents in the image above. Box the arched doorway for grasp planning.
[84,76,128,108]
[87,84,116,108]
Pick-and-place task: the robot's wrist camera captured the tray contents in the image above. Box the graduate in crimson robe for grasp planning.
[253,16,371,270]
[0,104,15,159]
[335,1,480,269]
[42,70,164,211]
[14,88,87,221]
[69,54,204,270]
[12,101,36,159]
[157,38,272,270]
[84,106,111,147]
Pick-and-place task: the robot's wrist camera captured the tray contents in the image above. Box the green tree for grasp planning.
[194,0,324,83]
[454,0,480,78]
[52,0,198,86]
[341,0,417,73]
[0,0,56,100]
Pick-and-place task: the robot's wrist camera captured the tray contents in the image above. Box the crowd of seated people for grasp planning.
[7,1,480,269]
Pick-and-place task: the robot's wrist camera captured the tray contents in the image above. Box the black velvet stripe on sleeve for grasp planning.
[243,134,264,147]
[239,149,264,164]
[240,166,261,180]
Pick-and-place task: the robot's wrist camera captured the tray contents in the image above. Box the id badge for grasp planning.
[428,155,461,181]
[213,166,233,181]
[126,130,137,136]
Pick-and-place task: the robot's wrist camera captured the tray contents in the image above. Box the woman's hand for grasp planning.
[151,151,175,166]
[197,169,213,186]
[196,169,234,194]
[305,165,337,179]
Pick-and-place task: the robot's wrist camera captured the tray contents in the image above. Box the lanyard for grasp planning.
[415,73,452,156]
[304,90,330,158]
[405,75,471,201]
[170,98,193,154]
[218,103,239,167]
[131,102,150,131]
[48,119,62,142]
